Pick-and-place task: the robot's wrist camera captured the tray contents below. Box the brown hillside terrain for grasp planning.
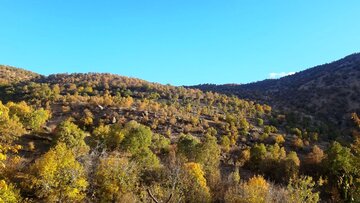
[0,60,359,202]
[192,53,360,132]
[0,65,39,85]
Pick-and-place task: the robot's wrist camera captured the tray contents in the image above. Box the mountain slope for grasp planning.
[0,65,40,85]
[192,53,360,130]
[0,65,329,146]
[0,64,358,202]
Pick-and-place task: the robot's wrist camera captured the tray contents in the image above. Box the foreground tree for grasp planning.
[94,154,139,202]
[287,176,320,203]
[26,108,51,131]
[27,143,88,202]
[196,133,221,198]
[0,180,21,203]
[0,101,25,144]
[121,121,153,154]
[323,141,358,201]
[181,162,211,202]
[0,143,22,203]
[225,175,270,203]
[121,121,160,169]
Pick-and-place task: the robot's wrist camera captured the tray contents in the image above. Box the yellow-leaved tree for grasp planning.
[27,143,88,202]
[181,162,211,202]
[0,144,22,203]
[0,180,21,203]
[0,101,25,144]
[7,101,50,131]
[225,175,270,203]
[94,154,139,202]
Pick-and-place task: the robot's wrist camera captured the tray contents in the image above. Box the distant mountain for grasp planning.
[192,53,360,129]
[0,65,39,85]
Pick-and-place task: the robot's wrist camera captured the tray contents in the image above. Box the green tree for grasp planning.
[121,121,160,169]
[323,142,357,201]
[27,108,51,131]
[287,176,320,203]
[54,119,89,156]
[121,121,152,154]
[283,151,300,182]
[220,135,231,152]
[197,134,221,173]
[132,148,160,169]
[257,118,264,126]
[151,133,170,154]
[196,134,221,194]
[177,134,200,161]
[250,143,267,169]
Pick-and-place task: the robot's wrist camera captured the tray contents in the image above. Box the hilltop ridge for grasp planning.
[192,53,360,131]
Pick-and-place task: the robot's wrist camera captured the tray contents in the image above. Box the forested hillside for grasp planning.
[0,65,359,202]
[0,65,39,85]
[192,53,360,137]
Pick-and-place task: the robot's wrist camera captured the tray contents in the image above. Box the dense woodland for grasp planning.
[0,65,359,202]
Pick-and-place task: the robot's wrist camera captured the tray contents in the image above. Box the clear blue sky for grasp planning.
[1,1,359,86]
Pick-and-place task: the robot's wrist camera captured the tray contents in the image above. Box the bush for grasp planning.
[220,136,231,152]
[291,128,302,137]
[257,118,264,126]
[264,125,278,134]
[273,134,285,145]
[292,138,304,150]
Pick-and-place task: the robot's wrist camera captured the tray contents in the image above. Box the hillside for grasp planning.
[192,53,360,133]
[0,65,39,85]
[0,68,328,144]
[0,65,359,202]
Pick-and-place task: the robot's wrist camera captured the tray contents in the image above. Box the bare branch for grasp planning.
[165,193,173,203]
[147,189,160,203]
[147,189,173,203]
